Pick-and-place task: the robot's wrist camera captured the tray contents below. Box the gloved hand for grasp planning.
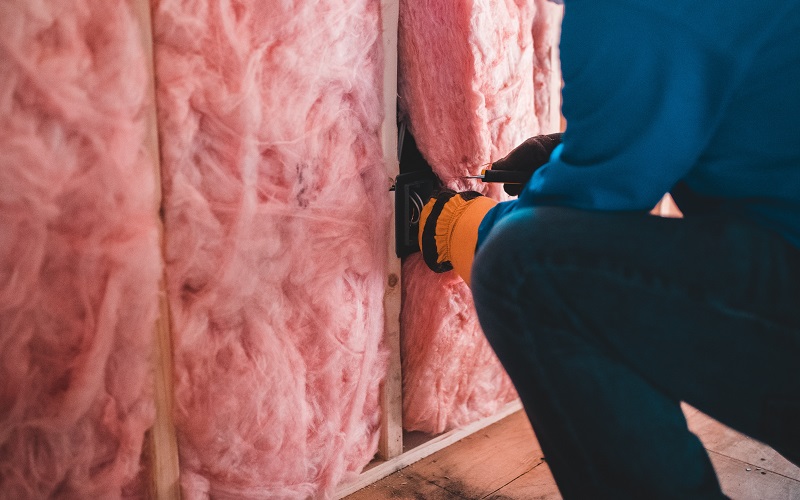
[418,190,497,286]
[491,132,562,196]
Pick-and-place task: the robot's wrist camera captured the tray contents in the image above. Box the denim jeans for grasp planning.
[472,207,800,499]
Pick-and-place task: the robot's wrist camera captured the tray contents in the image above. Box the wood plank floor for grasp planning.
[346,406,800,499]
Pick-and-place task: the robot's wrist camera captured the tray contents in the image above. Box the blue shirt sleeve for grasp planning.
[478,0,763,247]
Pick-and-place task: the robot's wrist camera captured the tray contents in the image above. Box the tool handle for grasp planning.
[480,169,531,184]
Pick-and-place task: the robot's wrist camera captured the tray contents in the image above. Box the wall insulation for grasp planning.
[1,0,561,497]
[398,0,562,433]
[0,1,161,497]
[151,0,390,497]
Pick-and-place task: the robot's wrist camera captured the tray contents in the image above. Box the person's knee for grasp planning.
[473,206,570,297]
[471,207,559,336]
[473,205,659,297]
[472,206,615,335]
[473,207,540,298]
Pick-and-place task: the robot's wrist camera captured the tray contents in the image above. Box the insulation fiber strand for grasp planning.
[0,1,162,497]
[398,0,561,433]
[152,0,391,497]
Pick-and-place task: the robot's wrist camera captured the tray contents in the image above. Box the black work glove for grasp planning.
[491,133,562,196]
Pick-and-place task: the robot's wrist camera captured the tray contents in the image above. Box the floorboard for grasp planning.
[485,462,561,500]
[346,408,800,500]
[709,451,800,500]
[686,407,800,481]
[399,410,543,499]
[346,469,460,500]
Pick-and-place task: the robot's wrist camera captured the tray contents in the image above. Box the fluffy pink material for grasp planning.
[152,1,390,497]
[398,0,561,433]
[401,257,517,432]
[532,0,562,134]
[0,1,161,497]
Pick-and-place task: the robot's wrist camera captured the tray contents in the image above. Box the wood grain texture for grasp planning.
[709,451,800,500]
[487,463,560,500]
[131,0,181,497]
[350,407,800,500]
[346,469,462,500]
[337,401,523,498]
[688,407,800,482]
[379,0,404,462]
[398,410,542,499]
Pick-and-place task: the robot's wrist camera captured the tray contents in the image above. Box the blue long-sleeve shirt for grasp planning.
[479,0,800,249]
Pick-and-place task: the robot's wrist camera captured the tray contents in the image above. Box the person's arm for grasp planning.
[480,0,750,242]
[421,1,757,283]
[417,133,562,285]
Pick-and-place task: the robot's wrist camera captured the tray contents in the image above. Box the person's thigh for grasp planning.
[472,207,800,463]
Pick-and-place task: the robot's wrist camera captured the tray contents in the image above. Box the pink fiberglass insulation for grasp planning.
[398,0,561,433]
[152,1,389,497]
[532,0,563,134]
[401,256,518,432]
[0,1,161,498]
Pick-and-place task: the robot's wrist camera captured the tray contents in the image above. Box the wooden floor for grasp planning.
[346,405,800,499]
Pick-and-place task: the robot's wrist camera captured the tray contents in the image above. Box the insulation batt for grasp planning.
[152,0,390,498]
[399,0,561,433]
[0,1,161,498]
